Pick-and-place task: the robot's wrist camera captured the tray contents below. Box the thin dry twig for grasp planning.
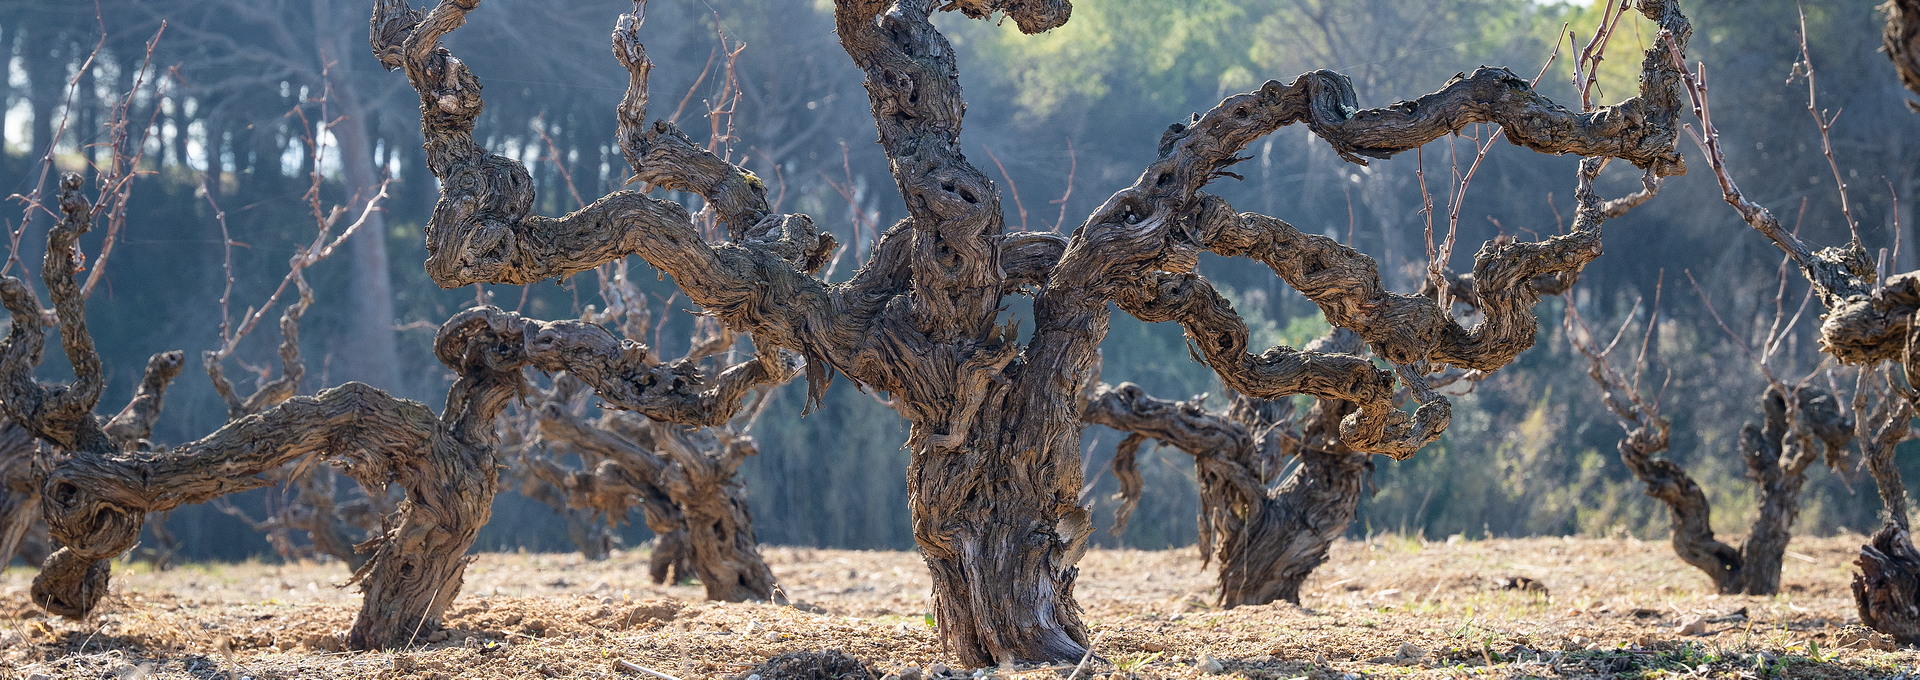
[617,659,684,680]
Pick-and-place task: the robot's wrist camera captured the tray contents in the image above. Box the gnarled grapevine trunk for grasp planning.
[1085,330,1374,607]
[374,0,1693,665]
[9,175,796,648]
[1851,368,1920,643]
[1566,298,1855,596]
[533,377,779,600]
[512,268,788,592]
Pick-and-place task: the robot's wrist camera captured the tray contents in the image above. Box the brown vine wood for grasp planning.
[1085,329,1373,607]
[528,371,779,601]
[374,0,1695,665]
[1886,0,1920,109]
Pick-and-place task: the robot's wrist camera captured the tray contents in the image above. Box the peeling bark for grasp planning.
[374,0,1694,665]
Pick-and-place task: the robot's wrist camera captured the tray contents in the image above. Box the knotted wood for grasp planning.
[374,0,1695,665]
[1085,330,1373,607]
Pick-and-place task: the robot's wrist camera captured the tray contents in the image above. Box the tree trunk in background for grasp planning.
[317,2,400,390]
[323,93,400,390]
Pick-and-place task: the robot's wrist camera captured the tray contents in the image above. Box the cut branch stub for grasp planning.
[103,351,186,450]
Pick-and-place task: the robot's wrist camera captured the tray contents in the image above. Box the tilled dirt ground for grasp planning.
[3,535,1917,679]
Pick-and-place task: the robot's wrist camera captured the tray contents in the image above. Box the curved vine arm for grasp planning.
[32,382,438,617]
[374,0,887,412]
[835,0,1011,343]
[1037,1,1689,457]
[443,307,802,428]
[0,174,122,454]
[102,351,186,450]
[1083,383,1265,526]
[1109,273,1443,459]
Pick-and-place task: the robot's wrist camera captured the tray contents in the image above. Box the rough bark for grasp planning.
[1850,368,1920,644]
[1856,524,1920,644]
[373,0,1694,665]
[0,421,42,567]
[1885,0,1920,109]
[532,376,775,601]
[1567,303,1853,595]
[4,174,521,649]
[1086,330,1373,607]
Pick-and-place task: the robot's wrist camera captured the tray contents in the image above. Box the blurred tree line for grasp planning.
[1,0,1916,561]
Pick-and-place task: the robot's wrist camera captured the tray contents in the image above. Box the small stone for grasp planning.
[1195,654,1224,674]
[1833,626,1896,651]
[1679,617,1710,636]
[27,674,52,680]
[896,667,924,680]
[1139,641,1169,652]
[928,663,950,677]
[305,633,345,652]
